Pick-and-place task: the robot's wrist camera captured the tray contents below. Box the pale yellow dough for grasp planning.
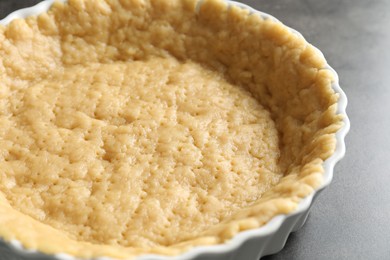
[0,0,343,259]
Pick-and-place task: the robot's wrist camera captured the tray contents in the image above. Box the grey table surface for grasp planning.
[0,0,389,260]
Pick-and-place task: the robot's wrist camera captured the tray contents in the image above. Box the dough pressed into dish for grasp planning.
[0,0,343,258]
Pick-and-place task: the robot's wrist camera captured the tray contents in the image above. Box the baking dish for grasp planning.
[0,0,350,259]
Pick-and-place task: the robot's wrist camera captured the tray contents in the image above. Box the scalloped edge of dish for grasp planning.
[0,1,350,259]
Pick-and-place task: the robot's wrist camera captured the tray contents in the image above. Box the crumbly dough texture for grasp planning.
[0,0,343,258]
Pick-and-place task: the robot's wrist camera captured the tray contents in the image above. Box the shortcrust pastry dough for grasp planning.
[0,0,342,258]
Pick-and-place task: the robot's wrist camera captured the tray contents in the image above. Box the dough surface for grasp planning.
[0,58,281,247]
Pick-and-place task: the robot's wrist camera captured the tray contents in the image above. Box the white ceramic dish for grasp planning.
[0,1,350,259]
